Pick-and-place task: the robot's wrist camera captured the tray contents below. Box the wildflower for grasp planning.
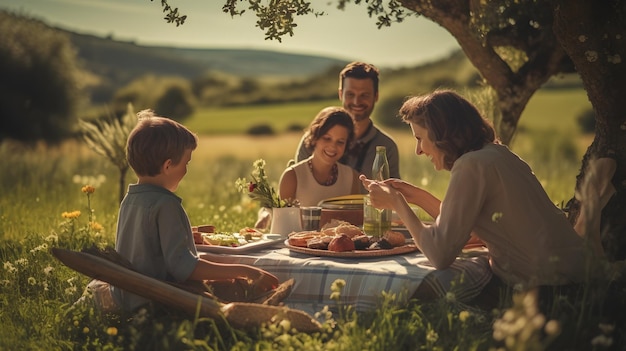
[45,234,58,243]
[89,221,104,232]
[278,319,291,332]
[3,261,17,274]
[30,244,48,254]
[81,185,96,194]
[331,279,346,292]
[83,327,90,334]
[15,258,28,266]
[426,329,439,343]
[28,277,36,285]
[43,266,54,275]
[62,211,81,219]
[106,327,118,336]
[65,286,77,295]
[459,310,470,323]
[445,291,456,302]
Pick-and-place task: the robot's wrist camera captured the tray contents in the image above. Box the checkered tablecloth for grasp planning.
[200,247,492,316]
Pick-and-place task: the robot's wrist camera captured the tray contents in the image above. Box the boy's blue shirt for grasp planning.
[111,183,198,311]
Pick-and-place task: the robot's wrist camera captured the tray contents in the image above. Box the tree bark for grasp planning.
[553,0,626,260]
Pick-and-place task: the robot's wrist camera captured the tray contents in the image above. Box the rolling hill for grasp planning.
[65,30,350,83]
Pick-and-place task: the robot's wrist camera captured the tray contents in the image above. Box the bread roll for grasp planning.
[334,223,364,239]
[328,234,356,252]
[288,231,321,247]
[383,230,406,247]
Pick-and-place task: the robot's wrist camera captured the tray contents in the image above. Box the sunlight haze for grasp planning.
[0,0,461,68]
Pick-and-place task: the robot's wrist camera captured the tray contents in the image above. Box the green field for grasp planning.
[0,88,611,350]
[184,88,591,137]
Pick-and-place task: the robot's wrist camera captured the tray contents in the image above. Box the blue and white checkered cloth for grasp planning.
[201,247,492,316]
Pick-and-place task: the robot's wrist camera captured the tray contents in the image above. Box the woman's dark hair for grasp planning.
[398,90,497,170]
[303,107,354,152]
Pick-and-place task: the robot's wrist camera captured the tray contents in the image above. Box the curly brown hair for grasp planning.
[398,90,497,170]
[303,107,354,153]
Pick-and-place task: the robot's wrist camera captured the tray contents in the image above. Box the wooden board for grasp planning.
[51,248,321,332]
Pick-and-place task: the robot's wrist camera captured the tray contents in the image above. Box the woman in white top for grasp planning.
[360,90,588,290]
[280,107,361,206]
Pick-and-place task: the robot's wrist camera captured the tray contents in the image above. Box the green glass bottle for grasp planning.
[363,146,392,237]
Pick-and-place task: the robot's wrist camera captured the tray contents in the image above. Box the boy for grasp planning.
[111,110,278,312]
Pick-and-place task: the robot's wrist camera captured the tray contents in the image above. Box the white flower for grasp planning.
[3,261,17,274]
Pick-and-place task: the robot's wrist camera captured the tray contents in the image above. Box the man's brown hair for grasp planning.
[338,62,380,94]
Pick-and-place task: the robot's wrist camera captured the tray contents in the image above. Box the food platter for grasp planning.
[284,240,418,258]
[196,234,284,254]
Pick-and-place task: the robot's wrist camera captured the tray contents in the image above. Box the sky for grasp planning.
[0,0,461,69]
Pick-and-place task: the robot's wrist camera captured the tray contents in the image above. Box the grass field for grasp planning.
[2,87,618,350]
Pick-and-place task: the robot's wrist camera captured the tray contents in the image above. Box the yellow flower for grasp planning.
[81,185,95,194]
[106,327,118,336]
[330,279,346,292]
[62,211,81,219]
[459,310,470,323]
[89,221,104,232]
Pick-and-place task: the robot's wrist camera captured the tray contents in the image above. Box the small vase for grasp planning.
[270,207,302,238]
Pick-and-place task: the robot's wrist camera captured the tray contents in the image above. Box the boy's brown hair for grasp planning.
[126,109,198,176]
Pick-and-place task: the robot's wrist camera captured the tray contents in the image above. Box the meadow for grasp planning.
[1,89,620,350]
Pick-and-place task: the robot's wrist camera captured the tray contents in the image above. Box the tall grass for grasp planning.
[2,122,620,350]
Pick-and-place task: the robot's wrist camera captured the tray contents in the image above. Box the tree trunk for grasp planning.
[553,0,626,260]
[399,0,567,145]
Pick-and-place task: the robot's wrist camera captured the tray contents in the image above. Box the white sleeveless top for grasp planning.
[290,157,355,206]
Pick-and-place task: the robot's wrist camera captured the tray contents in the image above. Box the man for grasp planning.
[294,62,400,185]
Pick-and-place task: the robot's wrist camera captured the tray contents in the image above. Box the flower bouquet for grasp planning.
[236,159,296,208]
[236,159,301,235]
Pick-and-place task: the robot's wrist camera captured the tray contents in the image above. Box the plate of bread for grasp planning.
[285,220,418,258]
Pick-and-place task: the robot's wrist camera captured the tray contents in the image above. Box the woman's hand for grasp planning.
[359,175,401,210]
[383,179,422,203]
